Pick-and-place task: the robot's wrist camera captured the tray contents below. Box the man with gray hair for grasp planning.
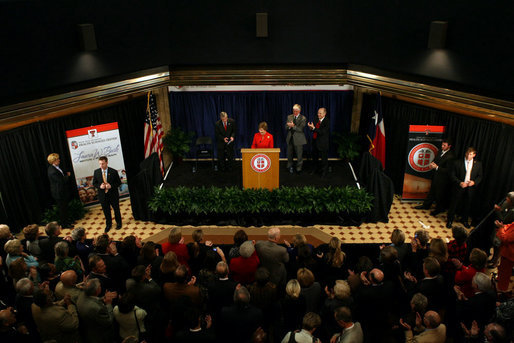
[77,278,117,343]
[401,310,446,343]
[456,272,496,329]
[207,261,237,320]
[286,104,307,174]
[255,228,289,288]
[14,278,39,341]
[219,286,263,343]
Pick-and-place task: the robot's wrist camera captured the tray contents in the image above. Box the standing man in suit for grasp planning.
[255,227,289,289]
[93,156,122,232]
[285,104,307,174]
[308,107,330,177]
[447,147,483,228]
[47,153,73,228]
[415,138,455,215]
[215,111,236,171]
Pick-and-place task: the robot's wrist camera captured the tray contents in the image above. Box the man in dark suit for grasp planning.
[47,153,72,228]
[308,107,330,177]
[415,138,455,215]
[215,111,236,171]
[447,147,483,228]
[93,156,122,232]
[285,104,307,173]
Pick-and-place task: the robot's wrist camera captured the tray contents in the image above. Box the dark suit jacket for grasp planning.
[312,116,330,151]
[431,150,455,187]
[47,165,69,201]
[76,292,115,343]
[215,118,236,145]
[39,236,63,263]
[219,304,263,343]
[93,167,121,202]
[285,114,307,146]
[207,278,237,315]
[451,159,483,186]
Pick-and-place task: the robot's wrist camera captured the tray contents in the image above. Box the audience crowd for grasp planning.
[0,222,513,343]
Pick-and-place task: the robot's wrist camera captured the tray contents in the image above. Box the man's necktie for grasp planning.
[224,122,227,131]
[313,121,320,139]
[102,170,109,193]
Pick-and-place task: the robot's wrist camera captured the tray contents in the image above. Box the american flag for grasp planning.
[144,91,164,175]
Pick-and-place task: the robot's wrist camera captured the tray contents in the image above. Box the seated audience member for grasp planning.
[38,221,63,263]
[31,286,79,343]
[39,262,61,291]
[495,222,514,292]
[379,245,403,283]
[54,270,81,303]
[429,237,454,283]
[4,239,38,269]
[390,229,410,263]
[22,225,41,258]
[8,257,36,287]
[161,227,190,267]
[113,292,147,342]
[0,305,31,343]
[219,286,263,343]
[0,224,14,261]
[136,241,163,279]
[158,251,179,285]
[330,306,363,343]
[455,272,496,329]
[454,248,487,299]
[297,267,322,313]
[71,227,93,270]
[88,255,114,295]
[54,241,84,280]
[448,226,469,264]
[228,229,248,259]
[118,235,142,270]
[187,229,211,276]
[284,233,313,262]
[281,312,322,343]
[281,279,306,333]
[77,278,118,343]
[207,261,237,318]
[174,307,216,342]
[318,237,347,287]
[14,278,39,342]
[229,240,260,285]
[401,310,446,343]
[347,256,373,292]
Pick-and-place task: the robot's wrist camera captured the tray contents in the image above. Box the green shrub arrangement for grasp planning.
[41,199,88,225]
[149,186,373,216]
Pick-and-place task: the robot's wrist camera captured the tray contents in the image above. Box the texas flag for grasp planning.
[367,93,386,169]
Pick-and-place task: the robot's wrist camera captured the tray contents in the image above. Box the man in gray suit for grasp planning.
[255,228,289,288]
[331,306,363,343]
[285,104,307,173]
[76,278,117,343]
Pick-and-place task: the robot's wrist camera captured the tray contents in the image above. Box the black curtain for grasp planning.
[168,90,354,158]
[0,97,147,232]
[360,94,514,217]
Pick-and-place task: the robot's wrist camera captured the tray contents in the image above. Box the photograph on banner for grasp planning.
[402,125,445,201]
[66,122,129,206]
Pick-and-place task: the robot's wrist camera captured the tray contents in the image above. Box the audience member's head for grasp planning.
[8,257,28,281]
[410,293,428,314]
[302,312,321,332]
[131,265,146,282]
[293,234,307,246]
[4,239,22,256]
[234,286,251,307]
[15,277,34,296]
[71,227,86,242]
[334,306,354,327]
[39,263,57,281]
[297,268,315,288]
[174,264,190,284]
[233,229,248,246]
[423,257,441,277]
[267,228,281,242]
[33,288,52,308]
[22,224,40,242]
[369,268,384,285]
[0,306,17,328]
[160,251,179,274]
[140,241,157,261]
[469,248,487,270]
[484,322,507,343]
[45,221,61,237]
[94,235,109,254]
[333,280,351,300]
[84,278,101,296]
[285,279,301,299]
[391,229,405,246]
[0,224,12,240]
[429,238,448,264]
[168,228,182,244]
[472,272,492,293]
[239,241,255,258]
[423,311,441,329]
[89,255,107,274]
[255,267,271,286]
[354,256,373,274]
[60,270,78,287]
[192,229,204,244]
[414,229,430,247]
[452,226,468,245]
[54,241,70,259]
[216,261,229,278]
[380,246,398,264]
[117,293,136,314]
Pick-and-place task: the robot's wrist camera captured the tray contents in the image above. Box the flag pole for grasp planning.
[159,161,174,190]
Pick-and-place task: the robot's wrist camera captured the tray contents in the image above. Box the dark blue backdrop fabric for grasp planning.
[168,90,354,158]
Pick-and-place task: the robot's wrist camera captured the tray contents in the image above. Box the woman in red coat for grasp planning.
[496,222,514,291]
[251,122,274,149]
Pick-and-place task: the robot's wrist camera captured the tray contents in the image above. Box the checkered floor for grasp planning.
[61,195,456,244]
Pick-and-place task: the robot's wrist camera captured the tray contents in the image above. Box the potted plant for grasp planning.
[162,127,194,162]
[332,132,361,162]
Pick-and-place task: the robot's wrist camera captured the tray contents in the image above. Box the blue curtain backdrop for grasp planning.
[168,90,354,158]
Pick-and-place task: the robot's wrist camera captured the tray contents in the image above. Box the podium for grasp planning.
[241,148,280,190]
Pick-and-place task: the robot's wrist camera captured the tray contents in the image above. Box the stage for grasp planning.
[163,159,357,189]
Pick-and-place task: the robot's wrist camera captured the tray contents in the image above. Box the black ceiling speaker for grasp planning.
[256,13,268,38]
[77,23,98,51]
[428,21,448,49]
